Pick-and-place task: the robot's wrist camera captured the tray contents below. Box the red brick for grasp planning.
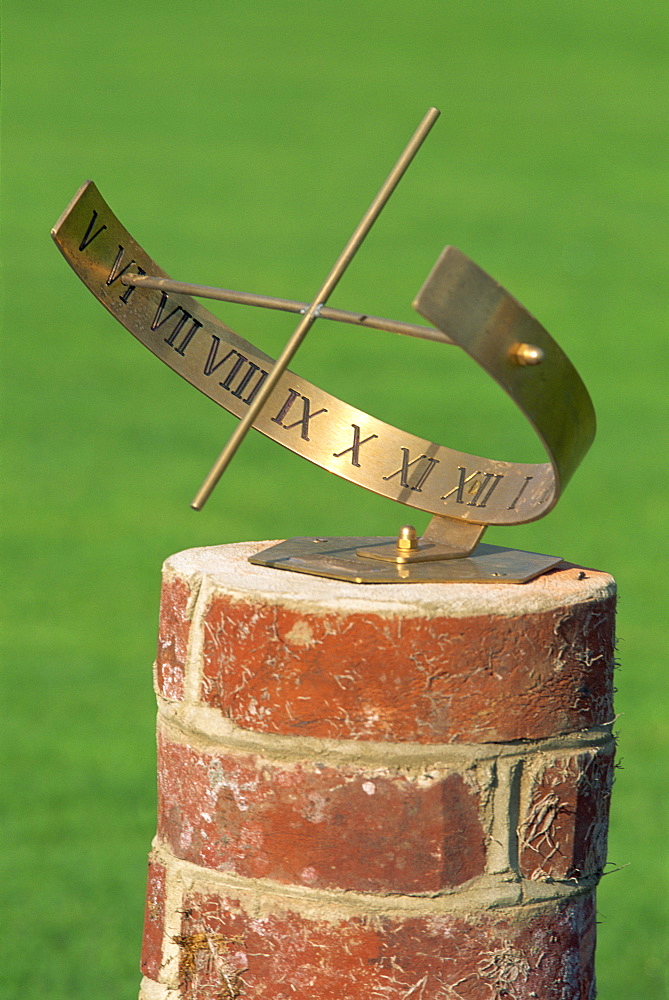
[142,550,615,998]
[157,733,486,893]
[155,576,192,700]
[519,745,615,881]
[199,590,615,743]
[172,889,597,999]
[140,858,166,980]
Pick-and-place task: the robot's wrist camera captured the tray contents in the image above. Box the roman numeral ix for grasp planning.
[271,389,328,441]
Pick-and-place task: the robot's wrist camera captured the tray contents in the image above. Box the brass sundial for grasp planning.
[51,108,595,584]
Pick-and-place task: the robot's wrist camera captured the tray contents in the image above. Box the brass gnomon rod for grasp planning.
[189,106,440,510]
[52,108,596,584]
[119,275,454,347]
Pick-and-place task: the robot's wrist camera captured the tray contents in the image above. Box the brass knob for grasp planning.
[510,342,545,366]
[396,525,419,551]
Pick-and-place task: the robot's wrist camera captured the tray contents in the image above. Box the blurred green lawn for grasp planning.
[2,2,667,997]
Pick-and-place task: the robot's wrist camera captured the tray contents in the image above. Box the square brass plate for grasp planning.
[249,537,562,584]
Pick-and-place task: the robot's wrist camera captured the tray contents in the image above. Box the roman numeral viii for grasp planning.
[203,339,269,405]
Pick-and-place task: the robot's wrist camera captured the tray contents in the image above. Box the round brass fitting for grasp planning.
[396,525,419,551]
[510,342,545,366]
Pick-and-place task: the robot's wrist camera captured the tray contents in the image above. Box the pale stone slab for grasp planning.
[164,540,615,620]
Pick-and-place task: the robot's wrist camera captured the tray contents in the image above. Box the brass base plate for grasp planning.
[249,537,562,584]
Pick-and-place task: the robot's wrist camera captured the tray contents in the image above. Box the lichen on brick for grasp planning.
[173,929,248,999]
[518,745,614,881]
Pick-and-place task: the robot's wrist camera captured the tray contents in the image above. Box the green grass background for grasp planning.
[2,2,667,997]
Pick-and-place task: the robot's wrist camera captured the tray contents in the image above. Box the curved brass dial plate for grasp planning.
[52,181,594,528]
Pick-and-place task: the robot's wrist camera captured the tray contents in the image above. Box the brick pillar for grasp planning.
[138,541,616,1000]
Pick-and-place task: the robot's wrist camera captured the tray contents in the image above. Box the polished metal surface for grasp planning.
[120,273,453,345]
[190,106,441,510]
[51,183,593,529]
[510,342,545,366]
[357,518,485,564]
[249,536,563,585]
[52,113,595,584]
[413,247,596,504]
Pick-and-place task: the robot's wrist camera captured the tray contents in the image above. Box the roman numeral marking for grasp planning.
[271,388,300,424]
[271,389,328,441]
[508,476,533,510]
[333,424,378,467]
[442,467,504,507]
[203,339,269,404]
[105,245,147,303]
[79,210,107,252]
[228,359,267,401]
[467,472,504,507]
[383,448,439,492]
[441,468,478,502]
[537,485,553,505]
[119,266,147,303]
[151,291,203,356]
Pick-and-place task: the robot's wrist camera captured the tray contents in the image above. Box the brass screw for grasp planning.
[396,525,419,551]
[510,342,545,366]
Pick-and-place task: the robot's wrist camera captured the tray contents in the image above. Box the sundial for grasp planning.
[51,108,595,584]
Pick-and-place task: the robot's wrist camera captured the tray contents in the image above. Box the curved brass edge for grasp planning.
[51,181,590,526]
[414,248,596,500]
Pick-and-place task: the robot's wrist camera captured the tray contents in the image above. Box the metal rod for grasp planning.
[121,273,453,345]
[191,106,441,511]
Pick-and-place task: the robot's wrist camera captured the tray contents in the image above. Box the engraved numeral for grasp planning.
[333,424,378,467]
[79,210,107,252]
[203,339,269,404]
[228,359,267,401]
[442,466,504,507]
[383,448,439,492]
[151,291,203,356]
[507,476,533,510]
[271,389,328,441]
[105,245,147,303]
[441,468,477,502]
[536,485,553,505]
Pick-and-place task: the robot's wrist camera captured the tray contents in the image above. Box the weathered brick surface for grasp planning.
[519,745,615,881]
[139,545,616,999]
[155,576,192,701]
[157,732,487,893]
[140,859,167,981]
[199,593,615,743]
[172,889,596,999]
